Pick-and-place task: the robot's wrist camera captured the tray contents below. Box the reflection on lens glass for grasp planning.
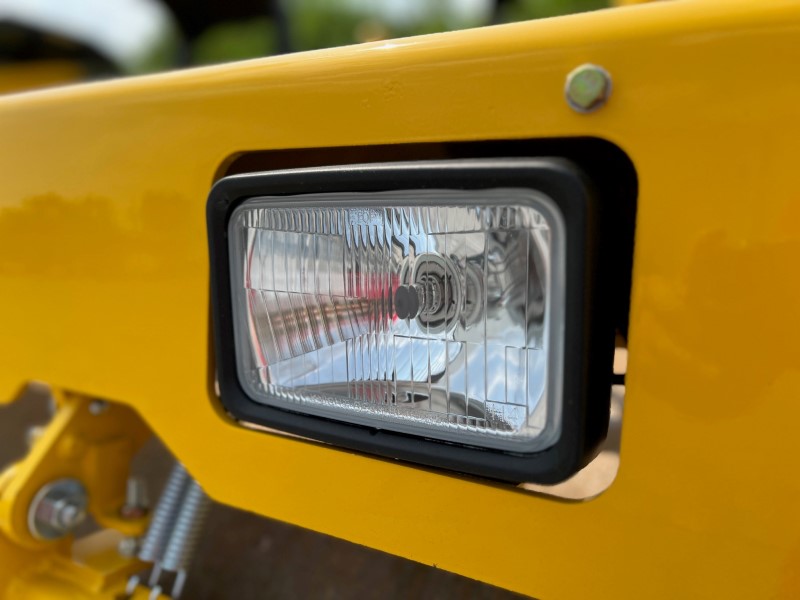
[230,189,565,452]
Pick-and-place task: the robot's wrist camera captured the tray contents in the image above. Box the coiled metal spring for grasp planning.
[138,464,190,564]
[131,462,211,598]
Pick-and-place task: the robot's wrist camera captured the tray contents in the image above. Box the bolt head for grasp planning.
[25,425,45,448]
[88,400,108,415]
[565,64,612,113]
[28,479,88,540]
[56,501,86,529]
[118,536,140,558]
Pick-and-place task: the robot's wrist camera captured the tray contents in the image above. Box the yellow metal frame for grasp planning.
[1,0,799,597]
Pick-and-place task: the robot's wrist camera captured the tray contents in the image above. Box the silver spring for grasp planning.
[160,480,211,575]
[138,463,190,563]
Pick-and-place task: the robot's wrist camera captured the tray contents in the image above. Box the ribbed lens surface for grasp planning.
[229,189,564,451]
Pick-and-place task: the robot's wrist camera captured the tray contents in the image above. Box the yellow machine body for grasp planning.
[0,0,799,597]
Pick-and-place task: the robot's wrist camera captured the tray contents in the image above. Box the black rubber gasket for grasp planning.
[207,158,614,484]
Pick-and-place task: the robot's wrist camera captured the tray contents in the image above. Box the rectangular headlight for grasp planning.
[230,191,564,452]
[209,159,612,483]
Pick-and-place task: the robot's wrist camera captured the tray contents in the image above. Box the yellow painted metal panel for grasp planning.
[0,1,798,597]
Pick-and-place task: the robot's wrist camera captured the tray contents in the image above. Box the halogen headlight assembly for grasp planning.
[208,158,616,483]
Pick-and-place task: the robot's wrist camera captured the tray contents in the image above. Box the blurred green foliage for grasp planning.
[287,0,367,52]
[191,0,610,65]
[500,0,608,21]
[193,18,277,65]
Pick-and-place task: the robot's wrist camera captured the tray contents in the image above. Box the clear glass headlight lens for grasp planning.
[229,189,565,452]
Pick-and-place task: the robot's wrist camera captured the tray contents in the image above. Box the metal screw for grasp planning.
[120,477,149,520]
[565,64,612,113]
[88,400,108,415]
[25,425,45,448]
[28,479,88,540]
[119,536,141,558]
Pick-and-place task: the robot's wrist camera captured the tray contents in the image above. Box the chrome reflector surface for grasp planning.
[229,189,565,451]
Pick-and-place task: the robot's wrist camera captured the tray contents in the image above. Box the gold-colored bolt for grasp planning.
[565,64,612,113]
